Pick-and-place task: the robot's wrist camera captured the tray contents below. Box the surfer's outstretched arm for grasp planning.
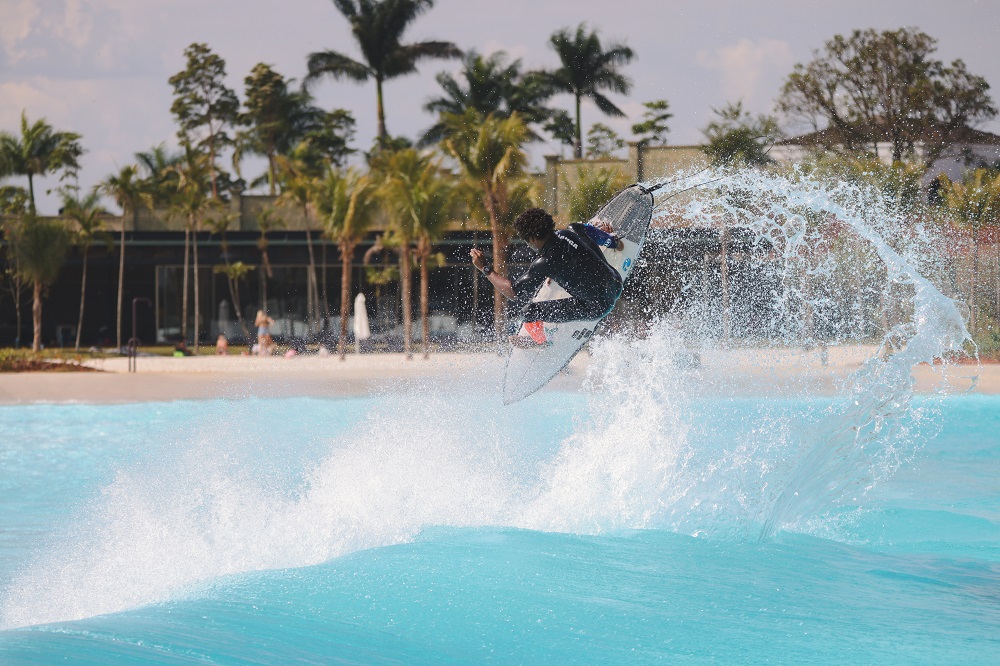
[470,248,516,300]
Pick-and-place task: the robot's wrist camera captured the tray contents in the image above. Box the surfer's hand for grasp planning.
[470,248,485,270]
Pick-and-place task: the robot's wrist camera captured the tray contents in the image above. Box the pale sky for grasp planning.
[3,0,999,214]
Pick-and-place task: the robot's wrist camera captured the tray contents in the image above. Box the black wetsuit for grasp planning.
[511,223,623,323]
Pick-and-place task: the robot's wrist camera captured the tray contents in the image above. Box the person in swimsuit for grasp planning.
[470,208,623,342]
[254,310,275,355]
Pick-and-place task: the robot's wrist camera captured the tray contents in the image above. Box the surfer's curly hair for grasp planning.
[514,208,555,241]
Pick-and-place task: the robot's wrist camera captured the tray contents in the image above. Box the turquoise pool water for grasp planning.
[0,387,997,663]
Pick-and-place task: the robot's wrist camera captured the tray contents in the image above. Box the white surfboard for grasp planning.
[502,185,655,404]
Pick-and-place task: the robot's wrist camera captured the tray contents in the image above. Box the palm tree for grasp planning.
[170,147,215,352]
[542,24,635,159]
[422,50,554,144]
[255,206,284,308]
[564,166,630,222]
[99,165,152,351]
[315,168,380,359]
[305,0,460,141]
[380,150,456,358]
[61,190,108,351]
[442,110,531,333]
[277,148,323,336]
[235,63,326,195]
[8,215,70,351]
[0,111,83,213]
[135,143,182,205]
[375,149,431,359]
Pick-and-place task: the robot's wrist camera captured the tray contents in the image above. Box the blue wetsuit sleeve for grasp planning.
[573,222,619,249]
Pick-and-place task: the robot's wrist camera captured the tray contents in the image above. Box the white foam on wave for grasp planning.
[1,168,974,629]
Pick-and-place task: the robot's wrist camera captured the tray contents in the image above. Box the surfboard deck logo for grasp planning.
[502,184,654,404]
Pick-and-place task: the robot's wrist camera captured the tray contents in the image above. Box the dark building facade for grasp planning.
[1,220,785,350]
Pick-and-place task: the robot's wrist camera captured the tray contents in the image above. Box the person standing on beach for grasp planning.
[470,207,623,344]
[254,310,275,356]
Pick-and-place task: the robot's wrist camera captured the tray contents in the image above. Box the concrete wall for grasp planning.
[542,144,711,217]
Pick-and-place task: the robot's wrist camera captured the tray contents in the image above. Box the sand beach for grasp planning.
[0,346,995,404]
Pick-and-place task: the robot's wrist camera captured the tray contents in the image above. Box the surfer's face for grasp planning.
[524,236,547,252]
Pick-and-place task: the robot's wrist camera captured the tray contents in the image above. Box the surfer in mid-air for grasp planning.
[470,207,624,346]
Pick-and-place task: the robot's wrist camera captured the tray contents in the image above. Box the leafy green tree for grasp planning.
[305,0,460,141]
[0,185,29,215]
[801,152,925,211]
[540,24,635,159]
[379,149,456,358]
[938,169,1000,337]
[301,109,357,170]
[422,50,554,144]
[564,167,630,222]
[8,215,70,351]
[236,63,329,195]
[99,165,152,351]
[700,102,779,341]
[0,186,30,346]
[543,109,577,153]
[585,123,625,158]
[169,43,240,199]
[0,111,83,213]
[61,190,108,351]
[778,27,997,164]
[315,168,380,359]
[442,110,531,333]
[631,99,672,145]
[702,101,780,167]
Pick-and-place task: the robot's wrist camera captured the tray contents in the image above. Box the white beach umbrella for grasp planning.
[353,293,371,342]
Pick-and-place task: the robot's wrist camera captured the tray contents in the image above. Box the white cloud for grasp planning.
[696,38,794,110]
[0,0,42,64]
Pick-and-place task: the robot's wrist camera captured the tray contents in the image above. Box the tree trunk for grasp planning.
[182,224,190,344]
[322,239,330,322]
[75,246,89,352]
[267,152,277,196]
[193,220,200,353]
[116,206,128,351]
[574,94,583,159]
[225,275,251,340]
[27,173,36,214]
[31,279,42,352]
[420,241,430,360]
[338,241,354,360]
[720,225,731,342]
[970,227,980,337]
[10,275,23,348]
[400,242,413,360]
[208,136,219,200]
[995,243,999,331]
[302,205,320,337]
[376,76,387,141]
[484,190,509,337]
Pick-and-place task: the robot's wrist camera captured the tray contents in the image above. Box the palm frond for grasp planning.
[591,92,626,117]
[304,50,371,89]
